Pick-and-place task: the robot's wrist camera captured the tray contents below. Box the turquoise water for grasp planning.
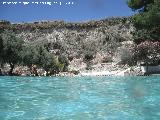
[0,76,160,120]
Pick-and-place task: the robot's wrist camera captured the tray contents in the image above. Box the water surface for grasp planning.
[0,76,160,120]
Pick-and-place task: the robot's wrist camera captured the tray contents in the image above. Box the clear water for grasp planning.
[0,76,160,120]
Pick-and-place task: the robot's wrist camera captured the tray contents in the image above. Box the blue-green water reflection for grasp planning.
[0,76,160,120]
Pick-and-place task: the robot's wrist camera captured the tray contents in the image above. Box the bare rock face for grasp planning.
[0,17,134,70]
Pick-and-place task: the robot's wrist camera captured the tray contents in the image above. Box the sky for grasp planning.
[0,0,134,23]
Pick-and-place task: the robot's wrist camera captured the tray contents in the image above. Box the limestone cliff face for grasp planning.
[0,17,134,69]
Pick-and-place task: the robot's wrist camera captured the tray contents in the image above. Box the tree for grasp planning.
[0,35,4,68]
[37,45,61,74]
[22,43,65,75]
[129,0,160,28]
[0,36,3,63]
[83,52,94,70]
[58,55,69,72]
[0,31,24,75]
[21,44,38,69]
[127,0,154,12]
[21,44,50,74]
[127,0,160,43]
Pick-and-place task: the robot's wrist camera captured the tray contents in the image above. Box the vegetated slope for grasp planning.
[0,17,134,70]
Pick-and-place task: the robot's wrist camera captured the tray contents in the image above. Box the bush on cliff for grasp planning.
[0,31,24,75]
[132,41,160,66]
[21,44,66,75]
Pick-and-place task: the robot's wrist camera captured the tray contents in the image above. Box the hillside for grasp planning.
[0,17,134,71]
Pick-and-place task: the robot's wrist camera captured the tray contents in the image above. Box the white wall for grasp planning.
[141,65,160,73]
